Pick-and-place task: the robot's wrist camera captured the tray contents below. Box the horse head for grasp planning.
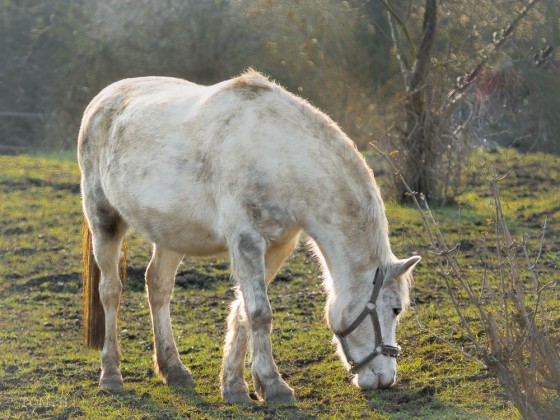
[329,256,421,389]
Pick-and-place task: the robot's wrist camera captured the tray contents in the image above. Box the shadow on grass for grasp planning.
[97,387,189,419]
[103,384,318,419]
[125,266,231,292]
[364,384,481,419]
[0,176,80,193]
[170,386,318,419]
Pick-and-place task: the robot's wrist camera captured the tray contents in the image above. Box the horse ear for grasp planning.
[395,256,421,276]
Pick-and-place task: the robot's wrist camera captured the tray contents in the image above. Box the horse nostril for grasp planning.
[375,370,397,389]
[378,378,395,389]
[393,307,402,316]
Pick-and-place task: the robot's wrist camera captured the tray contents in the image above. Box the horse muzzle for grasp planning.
[355,365,396,390]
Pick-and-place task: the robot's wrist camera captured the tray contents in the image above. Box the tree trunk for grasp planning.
[399,0,437,203]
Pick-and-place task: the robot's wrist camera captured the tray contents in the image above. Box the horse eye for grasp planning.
[393,307,402,316]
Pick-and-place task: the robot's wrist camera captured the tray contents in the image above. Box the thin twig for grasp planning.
[491,165,511,344]
[414,312,487,369]
[370,142,484,353]
[380,0,416,58]
[386,7,410,89]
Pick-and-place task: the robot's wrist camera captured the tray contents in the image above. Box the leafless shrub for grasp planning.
[372,143,560,419]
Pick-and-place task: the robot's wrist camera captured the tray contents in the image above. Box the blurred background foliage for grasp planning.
[1,0,558,157]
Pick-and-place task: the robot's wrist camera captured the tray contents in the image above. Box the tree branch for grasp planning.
[386,8,410,89]
[448,0,543,103]
[380,0,416,58]
[409,0,437,91]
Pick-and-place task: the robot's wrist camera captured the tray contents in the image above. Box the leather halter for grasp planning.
[333,268,400,374]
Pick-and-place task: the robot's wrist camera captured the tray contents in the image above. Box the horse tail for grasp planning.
[82,215,105,349]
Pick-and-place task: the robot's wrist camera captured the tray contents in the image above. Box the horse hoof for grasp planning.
[266,390,296,404]
[222,380,252,404]
[165,366,195,388]
[263,381,296,404]
[100,374,124,392]
[223,391,253,404]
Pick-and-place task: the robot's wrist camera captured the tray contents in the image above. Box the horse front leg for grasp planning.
[222,236,300,403]
[146,245,194,388]
[228,229,296,403]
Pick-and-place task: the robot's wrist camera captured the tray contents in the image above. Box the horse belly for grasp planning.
[123,202,227,256]
[144,212,227,256]
[104,163,227,255]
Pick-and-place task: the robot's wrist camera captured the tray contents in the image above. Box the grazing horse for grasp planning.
[78,70,420,403]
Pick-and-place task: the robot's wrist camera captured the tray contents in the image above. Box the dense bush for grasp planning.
[0,0,558,155]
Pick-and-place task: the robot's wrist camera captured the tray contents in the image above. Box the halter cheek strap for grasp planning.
[333,268,400,374]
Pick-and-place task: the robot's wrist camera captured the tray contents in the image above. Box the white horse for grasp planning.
[78,70,420,403]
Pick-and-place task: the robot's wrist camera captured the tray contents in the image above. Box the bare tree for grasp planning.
[382,0,438,202]
[379,0,558,202]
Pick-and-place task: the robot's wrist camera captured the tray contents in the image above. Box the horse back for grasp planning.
[78,73,367,253]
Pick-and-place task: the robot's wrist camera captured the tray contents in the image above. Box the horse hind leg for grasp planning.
[85,201,128,392]
[221,290,251,403]
[146,245,194,388]
[221,235,299,404]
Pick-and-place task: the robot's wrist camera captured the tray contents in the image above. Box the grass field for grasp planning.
[1,149,558,419]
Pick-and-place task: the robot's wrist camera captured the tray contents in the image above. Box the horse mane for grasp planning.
[231,68,273,90]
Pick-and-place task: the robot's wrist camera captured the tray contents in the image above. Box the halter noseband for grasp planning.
[333,268,400,374]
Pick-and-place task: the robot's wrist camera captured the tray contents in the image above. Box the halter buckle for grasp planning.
[381,345,400,358]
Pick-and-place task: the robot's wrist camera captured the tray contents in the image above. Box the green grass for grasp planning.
[1,150,559,418]
[29,149,78,162]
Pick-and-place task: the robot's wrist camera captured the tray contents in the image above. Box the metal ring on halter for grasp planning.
[333,268,401,374]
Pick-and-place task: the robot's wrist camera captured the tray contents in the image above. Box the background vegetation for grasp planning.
[1,0,559,155]
[1,0,559,418]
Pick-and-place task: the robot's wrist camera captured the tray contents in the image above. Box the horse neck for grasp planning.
[295,118,393,311]
[306,182,393,304]
[311,221,392,330]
